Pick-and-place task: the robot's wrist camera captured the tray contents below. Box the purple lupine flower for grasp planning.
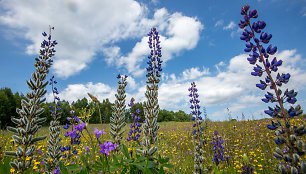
[74,116,80,122]
[93,128,102,139]
[127,97,142,142]
[239,5,304,174]
[211,131,225,166]
[189,82,205,172]
[63,123,69,130]
[99,142,117,155]
[74,123,86,132]
[52,167,60,174]
[146,28,162,78]
[239,4,302,118]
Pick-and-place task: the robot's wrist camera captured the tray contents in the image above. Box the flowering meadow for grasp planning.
[0,4,305,174]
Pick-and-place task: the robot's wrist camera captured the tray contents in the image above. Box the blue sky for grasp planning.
[0,0,306,121]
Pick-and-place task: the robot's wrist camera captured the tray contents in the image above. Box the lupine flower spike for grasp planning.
[61,111,81,159]
[211,131,225,166]
[5,26,57,172]
[110,74,127,152]
[127,97,142,142]
[239,5,305,173]
[44,75,62,173]
[137,28,162,158]
[188,82,206,173]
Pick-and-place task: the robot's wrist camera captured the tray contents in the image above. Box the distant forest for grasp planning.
[0,87,192,129]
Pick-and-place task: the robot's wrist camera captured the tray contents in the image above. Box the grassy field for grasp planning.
[0,118,305,173]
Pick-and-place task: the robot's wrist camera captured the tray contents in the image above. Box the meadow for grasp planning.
[0,118,305,173]
[0,4,305,174]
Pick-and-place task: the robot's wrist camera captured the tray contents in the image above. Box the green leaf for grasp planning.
[121,144,130,159]
[147,160,158,169]
[0,157,11,174]
[59,162,69,174]
[133,161,145,171]
[67,164,82,172]
[161,163,175,169]
[31,135,47,143]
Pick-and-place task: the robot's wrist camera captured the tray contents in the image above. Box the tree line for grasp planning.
[0,87,191,129]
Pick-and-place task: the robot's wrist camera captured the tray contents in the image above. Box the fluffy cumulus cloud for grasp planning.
[115,8,204,77]
[46,82,116,104]
[46,49,306,120]
[0,1,203,79]
[147,49,305,120]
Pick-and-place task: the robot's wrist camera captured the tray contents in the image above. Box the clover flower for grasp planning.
[127,97,142,142]
[5,26,57,172]
[188,82,205,173]
[239,5,305,173]
[211,131,225,166]
[110,74,127,152]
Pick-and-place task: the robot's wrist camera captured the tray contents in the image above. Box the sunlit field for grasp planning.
[1,118,305,173]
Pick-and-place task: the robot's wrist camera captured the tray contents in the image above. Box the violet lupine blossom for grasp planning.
[211,131,225,166]
[146,28,162,78]
[100,142,117,155]
[188,82,205,174]
[239,4,302,119]
[127,97,142,142]
[93,128,106,139]
[52,167,60,174]
[61,111,81,159]
[137,28,162,158]
[239,5,305,173]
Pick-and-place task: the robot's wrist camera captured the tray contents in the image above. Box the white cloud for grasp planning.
[223,21,236,30]
[126,76,137,91]
[115,9,204,77]
[46,82,116,104]
[214,19,224,27]
[0,1,203,79]
[145,50,305,119]
[181,67,210,81]
[46,50,306,121]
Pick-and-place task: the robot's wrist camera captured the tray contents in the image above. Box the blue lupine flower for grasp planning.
[63,123,69,130]
[239,5,304,173]
[146,28,162,78]
[211,131,225,166]
[52,167,60,174]
[127,97,142,142]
